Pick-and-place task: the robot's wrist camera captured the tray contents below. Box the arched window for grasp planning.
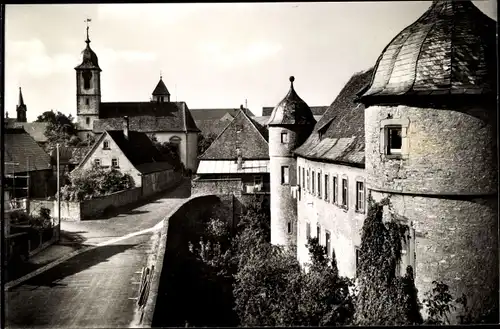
[169,136,181,144]
[82,71,92,90]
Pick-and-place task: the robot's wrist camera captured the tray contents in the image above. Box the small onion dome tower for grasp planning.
[152,74,171,103]
[267,76,316,250]
[358,0,497,323]
[75,22,101,140]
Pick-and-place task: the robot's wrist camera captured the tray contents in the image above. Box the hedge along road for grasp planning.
[4,179,191,329]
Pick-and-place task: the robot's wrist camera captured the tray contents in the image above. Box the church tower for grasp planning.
[151,75,170,103]
[75,22,101,140]
[16,87,27,122]
[267,76,316,250]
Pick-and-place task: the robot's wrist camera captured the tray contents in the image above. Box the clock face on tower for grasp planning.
[82,71,93,90]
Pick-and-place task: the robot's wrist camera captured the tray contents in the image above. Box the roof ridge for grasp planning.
[198,113,235,159]
[240,109,269,145]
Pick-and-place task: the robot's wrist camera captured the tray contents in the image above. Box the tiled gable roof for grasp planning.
[106,130,171,169]
[190,107,255,121]
[294,68,374,166]
[199,109,269,160]
[93,101,200,133]
[12,122,49,143]
[262,106,327,117]
[361,0,496,99]
[4,128,52,174]
[195,119,232,137]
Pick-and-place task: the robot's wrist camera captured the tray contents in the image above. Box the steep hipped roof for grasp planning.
[190,107,255,121]
[294,68,374,166]
[93,101,200,133]
[199,109,269,160]
[262,106,327,117]
[152,77,170,96]
[360,0,497,99]
[267,76,316,126]
[4,128,52,174]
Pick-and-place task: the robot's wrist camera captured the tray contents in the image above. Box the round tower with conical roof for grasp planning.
[267,76,316,249]
[359,0,497,322]
[75,24,102,140]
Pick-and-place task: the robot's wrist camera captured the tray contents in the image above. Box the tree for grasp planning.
[59,163,135,201]
[354,197,423,325]
[36,110,84,147]
[198,132,217,155]
[154,141,183,171]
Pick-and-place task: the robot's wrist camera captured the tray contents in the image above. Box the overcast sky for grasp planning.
[4,1,497,121]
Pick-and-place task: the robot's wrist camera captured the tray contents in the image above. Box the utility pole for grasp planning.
[56,143,61,241]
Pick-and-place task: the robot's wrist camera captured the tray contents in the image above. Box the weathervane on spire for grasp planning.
[85,18,92,44]
[160,70,162,79]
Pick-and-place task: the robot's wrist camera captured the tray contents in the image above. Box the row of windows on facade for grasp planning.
[290,165,366,213]
[94,158,119,168]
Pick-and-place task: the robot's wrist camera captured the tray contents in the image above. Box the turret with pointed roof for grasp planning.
[151,75,170,103]
[16,87,27,122]
[268,76,316,250]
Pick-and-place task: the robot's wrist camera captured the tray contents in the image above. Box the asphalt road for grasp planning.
[5,180,191,328]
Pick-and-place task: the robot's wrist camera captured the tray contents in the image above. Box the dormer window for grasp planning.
[103,140,110,149]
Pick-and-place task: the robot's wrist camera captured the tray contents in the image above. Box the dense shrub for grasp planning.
[59,163,135,201]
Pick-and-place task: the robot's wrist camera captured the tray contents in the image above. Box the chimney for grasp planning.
[123,116,129,139]
[236,148,243,170]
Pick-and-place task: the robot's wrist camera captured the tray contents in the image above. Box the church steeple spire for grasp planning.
[18,87,25,106]
[16,87,27,123]
[85,18,91,45]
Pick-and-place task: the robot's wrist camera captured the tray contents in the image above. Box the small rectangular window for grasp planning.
[356,181,365,212]
[387,126,402,155]
[281,131,289,143]
[302,167,305,188]
[86,117,90,125]
[325,231,331,256]
[85,98,89,106]
[287,221,292,235]
[298,166,301,187]
[281,166,289,185]
[112,158,119,168]
[317,172,322,198]
[342,178,348,207]
[312,170,315,193]
[316,225,321,244]
[356,247,361,277]
[324,174,329,201]
[254,175,262,186]
[332,176,338,204]
[103,140,109,149]
[306,222,311,239]
[94,158,101,166]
